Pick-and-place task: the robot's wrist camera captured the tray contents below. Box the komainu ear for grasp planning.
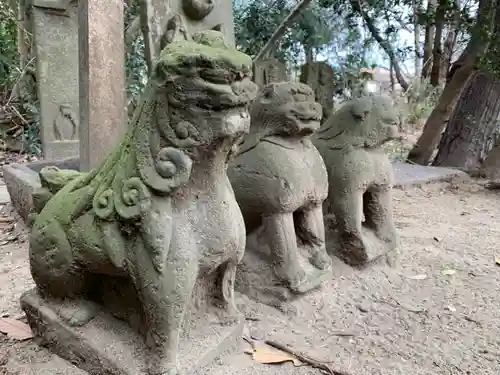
[350,97,372,121]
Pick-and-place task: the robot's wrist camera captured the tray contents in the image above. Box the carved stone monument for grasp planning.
[31,0,79,160]
[21,28,258,375]
[253,58,287,88]
[300,62,336,124]
[229,82,332,308]
[140,0,236,73]
[313,95,400,266]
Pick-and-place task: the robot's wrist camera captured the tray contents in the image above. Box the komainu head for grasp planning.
[152,29,258,150]
[315,95,400,149]
[248,82,323,138]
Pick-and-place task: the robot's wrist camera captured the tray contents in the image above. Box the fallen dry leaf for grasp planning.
[244,339,302,366]
[406,274,427,280]
[495,257,500,266]
[442,269,456,276]
[0,318,34,341]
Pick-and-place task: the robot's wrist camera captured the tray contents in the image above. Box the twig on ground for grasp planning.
[264,339,355,375]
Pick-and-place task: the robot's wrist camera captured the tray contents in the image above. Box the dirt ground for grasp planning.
[1,177,500,375]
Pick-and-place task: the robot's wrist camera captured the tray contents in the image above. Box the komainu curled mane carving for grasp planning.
[24,28,257,375]
[313,95,400,266]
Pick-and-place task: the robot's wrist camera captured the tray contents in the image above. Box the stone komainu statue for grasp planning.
[23,28,258,375]
[313,95,400,266]
[229,82,332,302]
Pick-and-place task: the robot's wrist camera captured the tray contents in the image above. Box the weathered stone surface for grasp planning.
[140,0,235,73]
[23,28,257,375]
[392,162,469,187]
[31,0,80,160]
[229,82,332,308]
[300,62,335,124]
[21,289,243,375]
[253,58,287,88]
[313,95,400,266]
[78,0,126,171]
[3,157,79,222]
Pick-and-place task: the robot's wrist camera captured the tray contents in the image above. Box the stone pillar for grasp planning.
[253,58,287,88]
[78,0,126,171]
[140,0,235,73]
[31,0,80,160]
[300,62,335,124]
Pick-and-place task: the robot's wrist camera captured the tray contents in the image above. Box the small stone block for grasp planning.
[21,289,243,375]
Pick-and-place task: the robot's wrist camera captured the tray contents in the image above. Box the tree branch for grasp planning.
[253,0,314,62]
[350,0,409,91]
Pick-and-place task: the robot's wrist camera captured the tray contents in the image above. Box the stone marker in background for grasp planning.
[31,0,80,160]
[140,0,235,73]
[253,58,287,88]
[78,0,126,171]
[300,61,335,124]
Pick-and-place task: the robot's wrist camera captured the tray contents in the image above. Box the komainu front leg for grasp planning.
[132,241,198,375]
[295,204,332,270]
[262,213,307,293]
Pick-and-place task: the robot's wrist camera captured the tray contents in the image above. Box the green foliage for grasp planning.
[0,1,19,94]
[124,1,147,109]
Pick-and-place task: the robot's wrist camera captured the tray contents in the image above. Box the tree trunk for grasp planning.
[440,0,460,83]
[350,0,409,91]
[432,72,500,169]
[406,0,498,165]
[421,0,436,79]
[413,0,422,77]
[429,0,446,86]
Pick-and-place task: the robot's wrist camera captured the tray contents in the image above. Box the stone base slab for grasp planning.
[20,288,243,375]
[235,232,332,310]
[3,157,79,223]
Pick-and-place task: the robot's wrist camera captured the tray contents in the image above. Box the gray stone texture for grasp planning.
[230,82,332,308]
[300,62,335,124]
[253,58,287,88]
[21,289,243,375]
[78,0,126,171]
[22,30,258,375]
[3,157,79,222]
[31,0,80,160]
[313,95,401,266]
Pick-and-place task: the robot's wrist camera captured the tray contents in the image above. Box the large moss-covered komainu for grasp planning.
[25,29,258,375]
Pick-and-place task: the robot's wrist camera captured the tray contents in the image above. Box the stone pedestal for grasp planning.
[21,289,243,375]
[236,231,332,310]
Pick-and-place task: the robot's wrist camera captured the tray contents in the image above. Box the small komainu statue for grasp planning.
[22,29,257,375]
[312,95,400,266]
[229,82,332,306]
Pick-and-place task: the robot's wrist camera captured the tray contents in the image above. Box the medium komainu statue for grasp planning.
[22,30,257,375]
[313,95,400,266]
[229,82,332,305]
